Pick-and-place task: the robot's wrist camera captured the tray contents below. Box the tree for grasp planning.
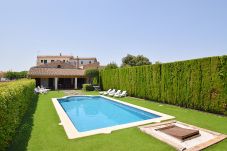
[155,61,162,64]
[122,54,136,67]
[5,71,27,80]
[85,69,99,84]
[122,54,151,67]
[105,62,118,70]
[134,55,151,66]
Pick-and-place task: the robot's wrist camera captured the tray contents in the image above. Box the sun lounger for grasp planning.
[109,90,121,97]
[99,89,111,95]
[34,87,50,94]
[114,91,127,97]
[39,88,49,94]
[34,88,40,94]
[104,89,115,95]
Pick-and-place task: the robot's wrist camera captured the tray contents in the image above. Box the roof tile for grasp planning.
[28,68,85,77]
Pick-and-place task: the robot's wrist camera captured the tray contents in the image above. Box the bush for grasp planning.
[0,79,36,150]
[82,84,94,91]
[100,55,227,115]
[92,77,98,86]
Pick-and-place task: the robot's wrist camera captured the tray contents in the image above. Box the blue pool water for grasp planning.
[58,96,160,132]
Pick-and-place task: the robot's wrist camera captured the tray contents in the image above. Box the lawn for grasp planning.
[9,91,227,151]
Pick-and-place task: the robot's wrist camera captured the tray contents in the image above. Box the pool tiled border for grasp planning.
[52,95,175,139]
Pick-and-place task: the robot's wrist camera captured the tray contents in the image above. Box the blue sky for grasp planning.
[0,0,227,71]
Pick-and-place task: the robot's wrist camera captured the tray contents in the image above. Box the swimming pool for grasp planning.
[52,95,174,139]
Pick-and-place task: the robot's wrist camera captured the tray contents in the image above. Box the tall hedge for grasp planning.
[100,56,227,115]
[0,79,36,150]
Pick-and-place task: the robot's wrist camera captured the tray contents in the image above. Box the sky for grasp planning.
[0,0,227,71]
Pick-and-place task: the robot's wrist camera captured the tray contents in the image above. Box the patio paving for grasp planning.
[63,90,84,96]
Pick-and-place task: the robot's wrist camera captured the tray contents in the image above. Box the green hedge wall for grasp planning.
[0,79,36,150]
[100,56,227,115]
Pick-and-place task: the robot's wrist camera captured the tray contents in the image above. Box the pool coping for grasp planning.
[52,95,175,139]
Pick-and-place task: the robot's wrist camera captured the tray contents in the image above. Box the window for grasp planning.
[63,60,65,62]
[57,65,61,68]
[41,60,43,63]
[44,60,47,64]
[81,61,83,64]
[51,60,54,62]
[89,61,91,64]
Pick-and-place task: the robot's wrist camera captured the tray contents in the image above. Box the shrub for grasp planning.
[0,79,36,150]
[100,55,227,114]
[82,84,94,91]
[92,77,98,86]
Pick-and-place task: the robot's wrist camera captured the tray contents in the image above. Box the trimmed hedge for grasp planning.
[100,56,227,115]
[0,79,36,150]
[82,84,94,91]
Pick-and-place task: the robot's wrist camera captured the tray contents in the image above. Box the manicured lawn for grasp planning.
[9,91,227,151]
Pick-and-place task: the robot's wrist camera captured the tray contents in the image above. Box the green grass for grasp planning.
[9,91,227,151]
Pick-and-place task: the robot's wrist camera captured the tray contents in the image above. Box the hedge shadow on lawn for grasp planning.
[8,94,39,151]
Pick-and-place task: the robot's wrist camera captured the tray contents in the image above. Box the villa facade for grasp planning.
[28,55,100,90]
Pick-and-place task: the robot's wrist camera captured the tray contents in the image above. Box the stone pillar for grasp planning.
[54,77,58,90]
[74,77,77,89]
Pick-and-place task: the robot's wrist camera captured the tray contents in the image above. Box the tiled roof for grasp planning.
[28,61,85,77]
[37,55,73,58]
[80,63,100,69]
[36,61,77,69]
[28,68,85,77]
[37,55,97,60]
[77,57,97,60]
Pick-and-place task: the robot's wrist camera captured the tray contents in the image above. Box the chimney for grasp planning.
[76,56,79,69]
[60,53,62,56]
